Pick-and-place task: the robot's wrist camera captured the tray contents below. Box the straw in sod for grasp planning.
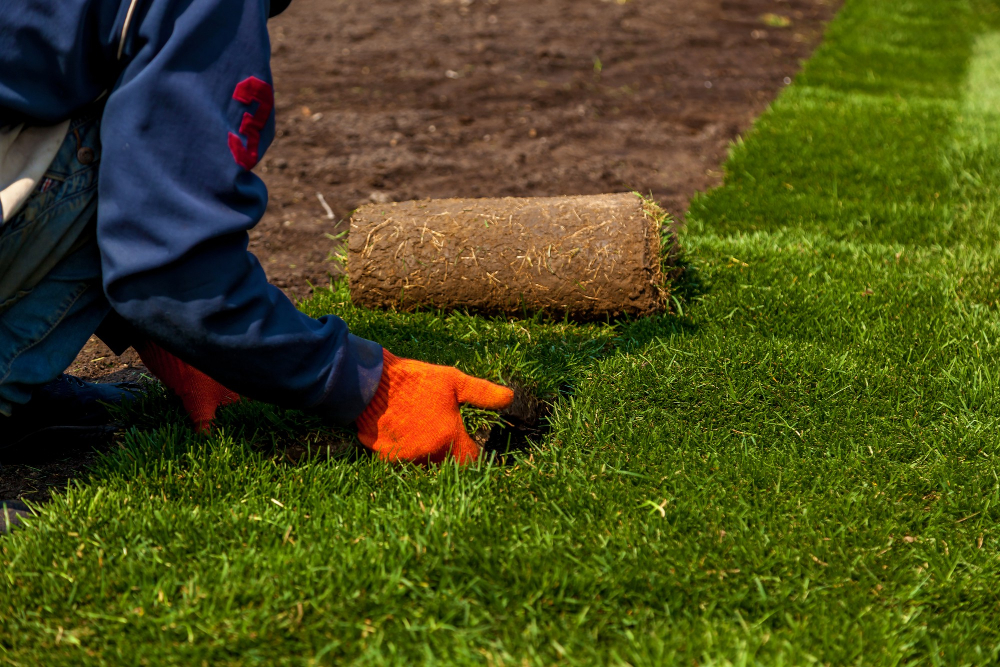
[348,193,672,319]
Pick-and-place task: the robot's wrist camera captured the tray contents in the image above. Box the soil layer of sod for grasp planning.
[349,194,667,318]
[21,0,839,502]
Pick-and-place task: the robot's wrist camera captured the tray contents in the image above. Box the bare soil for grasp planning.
[31,0,836,505]
[258,0,837,298]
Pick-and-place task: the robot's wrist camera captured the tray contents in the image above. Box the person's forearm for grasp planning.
[105,246,383,423]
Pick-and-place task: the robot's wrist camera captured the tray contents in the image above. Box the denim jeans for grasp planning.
[0,112,111,416]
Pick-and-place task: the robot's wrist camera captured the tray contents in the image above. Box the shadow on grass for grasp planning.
[3,255,708,501]
[129,253,708,468]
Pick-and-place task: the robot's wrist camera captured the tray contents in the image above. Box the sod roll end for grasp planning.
[349,193,670,318]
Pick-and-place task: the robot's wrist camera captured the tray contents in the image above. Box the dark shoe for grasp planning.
[0,375,144,463]
[0,500,31,533]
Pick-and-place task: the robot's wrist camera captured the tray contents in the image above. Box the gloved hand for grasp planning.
[135,340,240,432]
[356,350,514,464]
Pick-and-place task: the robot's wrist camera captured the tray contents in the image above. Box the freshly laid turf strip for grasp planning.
[4,0,1000,664]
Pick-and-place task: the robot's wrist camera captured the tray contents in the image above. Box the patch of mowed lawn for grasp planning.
[6,0,1000,664]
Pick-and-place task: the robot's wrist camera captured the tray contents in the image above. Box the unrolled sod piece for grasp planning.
[349,193,669,318]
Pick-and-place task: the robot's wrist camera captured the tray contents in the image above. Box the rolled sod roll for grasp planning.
[348,193,669,318]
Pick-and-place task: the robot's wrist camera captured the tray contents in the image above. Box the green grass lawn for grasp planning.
[6,0,1000,664]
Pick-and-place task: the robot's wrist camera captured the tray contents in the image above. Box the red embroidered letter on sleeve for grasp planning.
[228,76,274,170]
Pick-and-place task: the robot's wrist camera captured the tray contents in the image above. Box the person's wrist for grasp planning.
[356,349,398,432]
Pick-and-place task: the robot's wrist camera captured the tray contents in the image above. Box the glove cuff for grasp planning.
[135,340,189,384]
[356,349,400,435]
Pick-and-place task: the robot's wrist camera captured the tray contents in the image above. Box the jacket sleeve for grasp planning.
[97,0,382,423]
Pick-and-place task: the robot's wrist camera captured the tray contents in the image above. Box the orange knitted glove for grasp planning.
[135,341,240,432]
[356,350,514,464]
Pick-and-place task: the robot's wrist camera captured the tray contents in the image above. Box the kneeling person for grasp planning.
[0,0,512,465]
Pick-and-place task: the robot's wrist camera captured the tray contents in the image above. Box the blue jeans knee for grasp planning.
[0,111,110,416]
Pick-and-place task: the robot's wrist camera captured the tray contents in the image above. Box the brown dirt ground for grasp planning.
[258,0,837,297]
[26,0,836,505]
[70,0,838,381]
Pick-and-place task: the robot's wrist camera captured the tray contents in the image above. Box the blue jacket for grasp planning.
[0,0,383,423]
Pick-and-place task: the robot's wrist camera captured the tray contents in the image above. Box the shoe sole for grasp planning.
[0,425,118,464]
